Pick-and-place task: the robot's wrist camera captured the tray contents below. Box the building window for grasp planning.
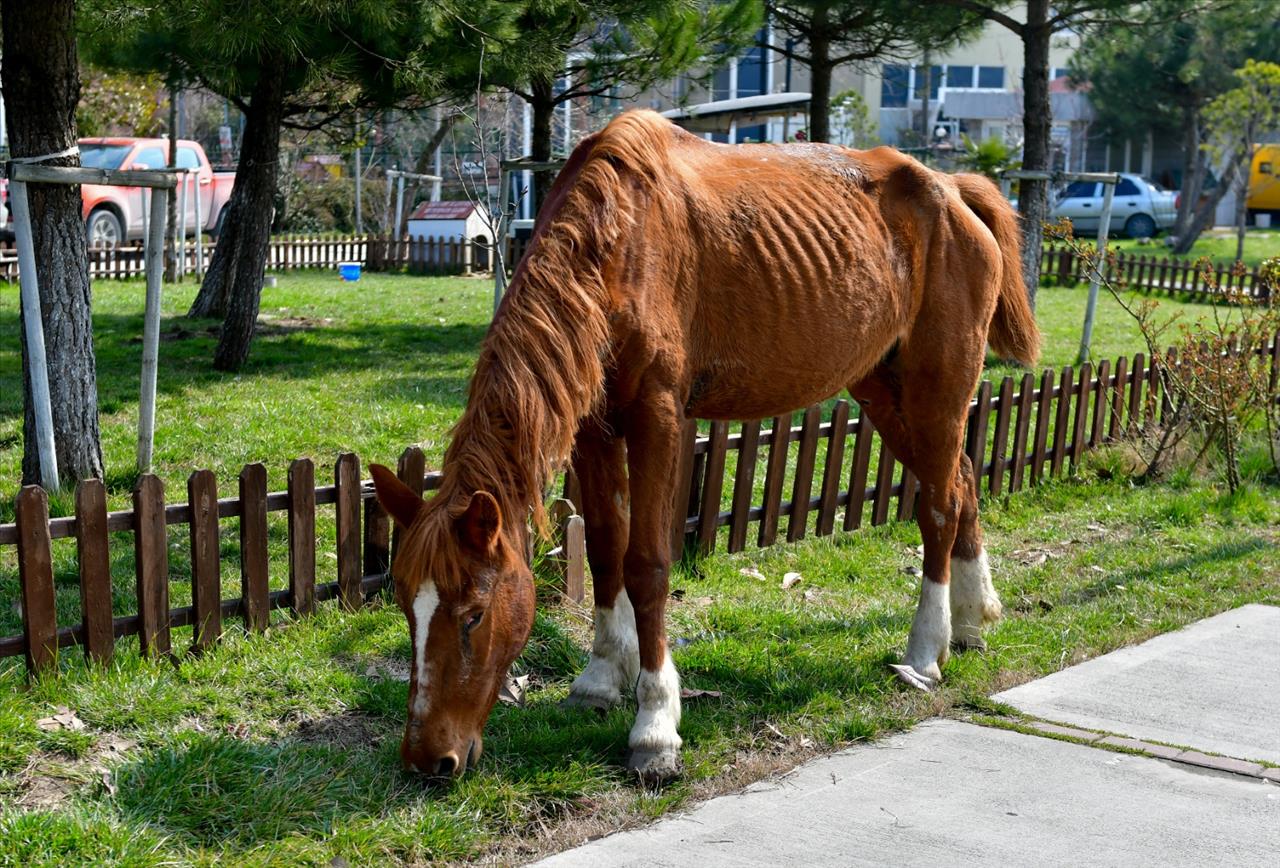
[882,64,909,107]
[712,65,731,101]
[913,64,943,100]
[737,32,767,97]
[946,65,974,88]
[1052,67,1070,80]
[978,66,1005,89]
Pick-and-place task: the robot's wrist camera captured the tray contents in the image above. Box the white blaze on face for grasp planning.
[411,582,440,715]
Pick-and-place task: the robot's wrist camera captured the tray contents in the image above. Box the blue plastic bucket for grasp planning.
[338,262,362,282]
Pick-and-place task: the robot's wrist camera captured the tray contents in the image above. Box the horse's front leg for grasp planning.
[621,392,684,782]
[564,417,639,710]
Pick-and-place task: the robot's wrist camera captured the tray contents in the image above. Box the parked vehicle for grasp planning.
[1246,143,1280,222]
[79,137,236,247]
[1051,173,1176,239]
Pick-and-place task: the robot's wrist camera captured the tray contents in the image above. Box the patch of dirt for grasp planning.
[293,712,389,751]
[12,732,139,809]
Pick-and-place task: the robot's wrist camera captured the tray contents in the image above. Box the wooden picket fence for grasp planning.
[0,448,586,676]
[1039,243,1271,301]
[666,334,1280,558]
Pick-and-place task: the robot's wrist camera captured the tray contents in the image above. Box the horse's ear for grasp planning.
[369,463,424,530]
[456,491,502,555]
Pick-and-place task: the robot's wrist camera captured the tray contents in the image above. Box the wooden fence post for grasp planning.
[1030,370,1054,484]
[844,413,875,531]
[668,419,698,560]
[188,469,222,650]
[335,453,363,610]
[871,439,896,526]
[393,446,426,566]
[787,406,822,542]
[1051,365,1074,477]
[816,400,850,535]
[726,420,761,553]
[1070,363,1092,469]
[287,458,317,616]
[133,474,170,657]
[15,486,57,675]
[1009,372,1035,493]
[239,463,270,632]
[696,421,729,556]
[1089,360,1110,448]
[757,414,791,547]
[75,479,114,665]
[989,377,1014,497]
[364,487,390,579]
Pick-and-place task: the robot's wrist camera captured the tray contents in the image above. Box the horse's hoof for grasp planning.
[951,635,987,653]
[560,691,617,713]
[626,748,682,785]
[889,663,938,692]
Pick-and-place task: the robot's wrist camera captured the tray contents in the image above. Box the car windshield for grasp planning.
[80,144,132,170]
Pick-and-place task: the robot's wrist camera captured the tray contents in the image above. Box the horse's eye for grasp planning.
[463,611,483,632]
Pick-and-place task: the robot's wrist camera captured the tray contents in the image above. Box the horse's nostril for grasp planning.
[436,754,458,777]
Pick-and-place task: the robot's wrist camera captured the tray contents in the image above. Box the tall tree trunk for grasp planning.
[1017,1,1052,310]
[2,0,104,487]
[165,77,179,282]
[1234,160,1248,263]
[1174,147,1243,254]
[529,76,556,216]
[808,29,832,143]
[1173,103,1202,240]
[188,64,285,370]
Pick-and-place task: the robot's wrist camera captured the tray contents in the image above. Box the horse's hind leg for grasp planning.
[563,417,640,711]
[851,366,969,690]
[949,454,1002,651]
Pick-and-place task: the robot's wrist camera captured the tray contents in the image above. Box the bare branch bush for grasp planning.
[1047,219,1280,490]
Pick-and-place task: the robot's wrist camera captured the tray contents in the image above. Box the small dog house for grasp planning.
[406,200,493,271]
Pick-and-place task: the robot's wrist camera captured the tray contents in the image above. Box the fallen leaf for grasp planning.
[739,567,767,582]
[1090,565,1106,573]
[37,707,85,732]
[499,675,529,707]
[782,572,803,589]
[680,688,723,701]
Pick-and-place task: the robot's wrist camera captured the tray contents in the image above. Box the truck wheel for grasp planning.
[87,208,123,248]
[1124,213,1157,239]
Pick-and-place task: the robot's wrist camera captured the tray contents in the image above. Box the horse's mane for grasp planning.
[410,111,672,573]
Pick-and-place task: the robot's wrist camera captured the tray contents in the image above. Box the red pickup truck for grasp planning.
[78,137,236,247]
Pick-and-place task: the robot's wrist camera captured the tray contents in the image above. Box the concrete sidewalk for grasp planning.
[535,606,1280,867]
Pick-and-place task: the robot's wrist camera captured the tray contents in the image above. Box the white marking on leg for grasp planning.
[411,582,439,715]
[629,651,682,754]
[568,589,640,706]
[894,576,951,690]
[951,549,1002,648]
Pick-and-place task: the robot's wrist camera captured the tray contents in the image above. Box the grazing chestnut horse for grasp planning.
[369,109,1039,781]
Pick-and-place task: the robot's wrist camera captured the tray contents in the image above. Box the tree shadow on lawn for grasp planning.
[0,314,487,426]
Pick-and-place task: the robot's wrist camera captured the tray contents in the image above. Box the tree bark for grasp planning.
[2,0,104,487]
[188,64,285,370]
[165,77,179,282]
[1016,0,1052,310]
[1234,160,1248,263]
[1173,102,1203,240]
[1173,146,1243,254]
[529,75,556,216]
[808,32,833,144]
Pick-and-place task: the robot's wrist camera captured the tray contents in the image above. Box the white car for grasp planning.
[1051,173,1177,239]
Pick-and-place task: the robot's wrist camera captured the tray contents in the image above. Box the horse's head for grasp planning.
[369,464,536,778]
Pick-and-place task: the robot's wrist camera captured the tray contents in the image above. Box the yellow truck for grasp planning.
[1247,144,1280,221]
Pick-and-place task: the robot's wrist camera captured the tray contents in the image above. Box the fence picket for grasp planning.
[1051,366,1074,477]
[1030,370,1054,484]
[364,492,390,577]
[727,421,761,553]
[287,458,317,616]
[393,446,426,563]
[1129,352,1147,433]
[16,487,57,674]
[871,441,895,526]
[335,453,363,610]
[896,465,918,522]
[133,474,170,657]
[188,470,222,650]
[1071,363,1092,468]
[1089,360,1110,448]
[843,414,875,531]
[967,381,992,481]
[787,406,822,542]
[696,421,730,555]
[239,463,270,632]
[1109,356,1129,439]
[1009,373,1035,493]
[757,414,790,547]
[75,480,114,665]
[816,400,850,535]
[989,376,1014,496]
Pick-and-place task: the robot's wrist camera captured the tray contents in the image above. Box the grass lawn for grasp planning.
[1,270,1278,864]
[1107,226,1280,268]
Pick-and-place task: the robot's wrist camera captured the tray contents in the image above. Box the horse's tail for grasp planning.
[954,173,1040,367]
